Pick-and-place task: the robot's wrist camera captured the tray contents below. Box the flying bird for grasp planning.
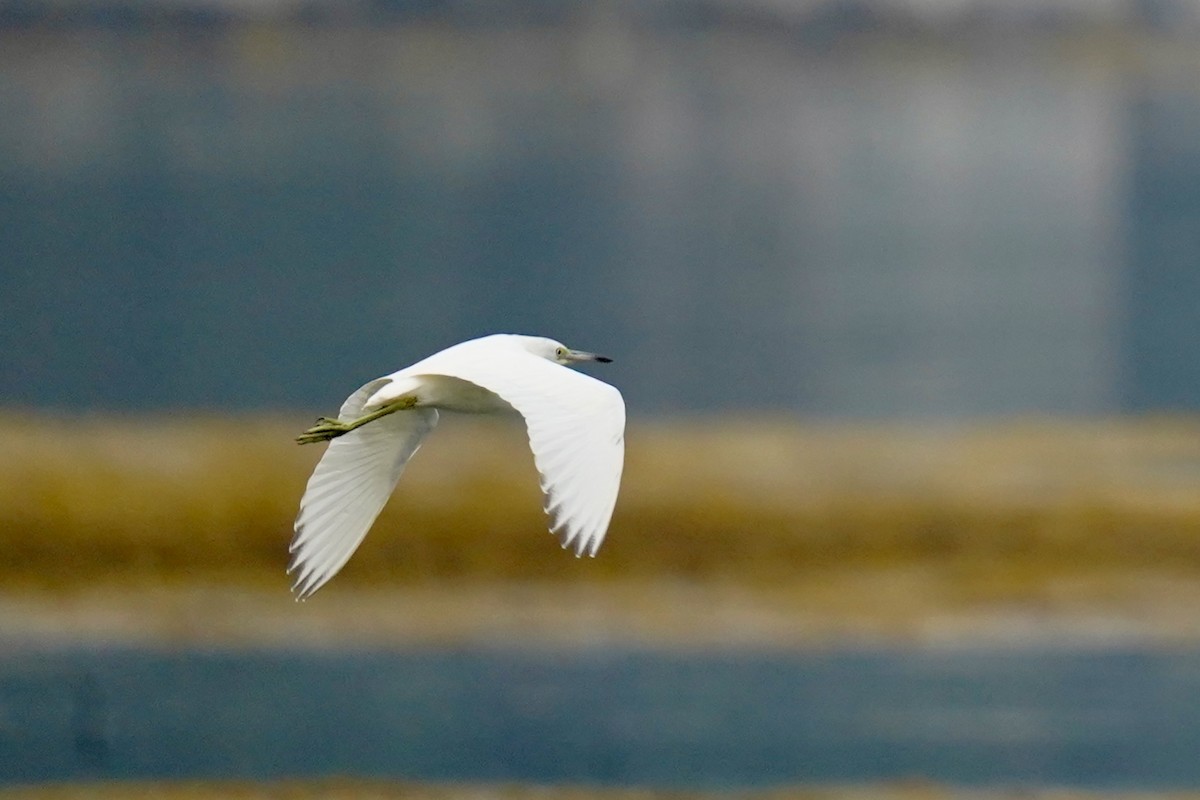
[289,333,625,599]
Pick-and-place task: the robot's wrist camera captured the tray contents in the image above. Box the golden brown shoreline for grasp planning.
[6,568,1200,649]
[4,413,1200,645]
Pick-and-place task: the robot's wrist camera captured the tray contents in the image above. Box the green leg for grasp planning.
[295,396,418,445]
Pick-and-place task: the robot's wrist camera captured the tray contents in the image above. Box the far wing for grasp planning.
[289,403,439,599]
[417,350,625,556]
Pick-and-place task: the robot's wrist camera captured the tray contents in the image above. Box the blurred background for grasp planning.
[4,0,1200,419]
[5,0,1200,797]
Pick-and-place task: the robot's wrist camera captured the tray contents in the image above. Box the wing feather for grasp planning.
[408,346,625,556]
[289,405,439,599]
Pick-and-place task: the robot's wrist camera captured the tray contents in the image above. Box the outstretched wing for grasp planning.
[414,348,625,556]
[289,401,439,599]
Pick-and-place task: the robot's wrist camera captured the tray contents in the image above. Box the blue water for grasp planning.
[4,646,1200,788]
[3,24,1200,418]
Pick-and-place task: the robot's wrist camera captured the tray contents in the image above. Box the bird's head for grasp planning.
[520,336,613,366]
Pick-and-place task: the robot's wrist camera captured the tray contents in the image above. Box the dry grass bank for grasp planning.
[4,412,1200,592]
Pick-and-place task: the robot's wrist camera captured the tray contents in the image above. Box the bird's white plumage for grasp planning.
[289,334,625,599]
[289,399,438,599]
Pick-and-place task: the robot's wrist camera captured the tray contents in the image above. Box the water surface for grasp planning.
[3,26,1200,417]
[3,646,1199,788]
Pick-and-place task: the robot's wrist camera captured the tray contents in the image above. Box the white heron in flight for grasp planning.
[288,333,625,599]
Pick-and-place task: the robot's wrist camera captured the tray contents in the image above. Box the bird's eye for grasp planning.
[555,347,565,358]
